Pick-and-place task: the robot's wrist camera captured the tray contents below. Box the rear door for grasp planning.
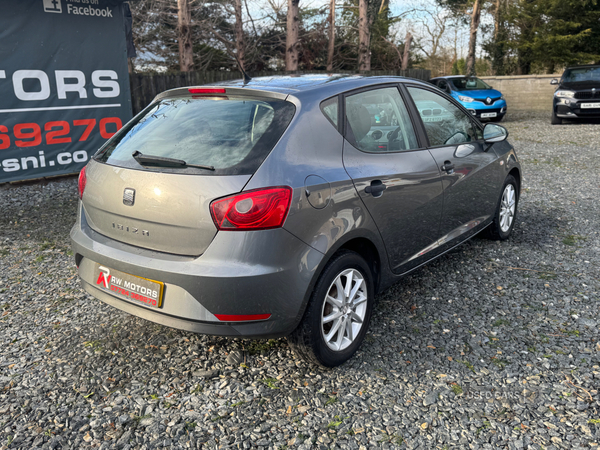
[341,85,445,273]
[82,92,295,256]
[405,85,500,243]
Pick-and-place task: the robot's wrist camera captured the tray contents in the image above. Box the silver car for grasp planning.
[71,75,520,367]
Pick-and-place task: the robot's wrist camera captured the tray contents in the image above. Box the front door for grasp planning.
[341,85,445,273]
[406,86,500,244]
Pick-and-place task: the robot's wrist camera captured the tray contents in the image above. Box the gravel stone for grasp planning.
[0,112,599,449]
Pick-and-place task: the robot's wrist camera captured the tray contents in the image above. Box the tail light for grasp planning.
[210,186,292,231]
[78,165,87,200]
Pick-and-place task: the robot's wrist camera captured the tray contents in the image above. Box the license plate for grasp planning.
[93,263,164,308]
[581,103,600,109]
[481,112,497,118]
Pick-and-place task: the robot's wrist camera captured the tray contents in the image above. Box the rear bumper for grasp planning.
[70,203,324,338]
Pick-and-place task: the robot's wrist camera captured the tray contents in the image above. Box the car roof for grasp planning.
[564,64,600,69]
[156,74,431,102]
[430,75,475,80]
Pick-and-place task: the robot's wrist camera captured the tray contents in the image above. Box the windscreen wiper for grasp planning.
[132,151,215,171]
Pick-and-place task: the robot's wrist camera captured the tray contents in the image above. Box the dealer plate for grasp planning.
[581,103,600,109]
[93,263,164,308]
[481,112,497,118]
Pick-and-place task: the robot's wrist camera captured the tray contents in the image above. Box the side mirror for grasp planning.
[483,123,508,143]
[551,79,559,85]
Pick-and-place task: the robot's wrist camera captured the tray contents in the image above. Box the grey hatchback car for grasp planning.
[71,75,521,367]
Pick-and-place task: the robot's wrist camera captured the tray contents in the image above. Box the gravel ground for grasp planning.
[0,112,599,450]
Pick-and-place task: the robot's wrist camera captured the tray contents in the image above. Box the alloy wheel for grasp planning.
[320,268,368,351]
[499,184,516,232]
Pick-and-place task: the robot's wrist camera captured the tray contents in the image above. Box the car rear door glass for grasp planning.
[320,97,339,128]
[94,95,295,175]
[344,87,418,152]
[407,87,478,147]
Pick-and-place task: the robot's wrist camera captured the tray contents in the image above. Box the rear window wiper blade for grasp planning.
[132,151,215,171]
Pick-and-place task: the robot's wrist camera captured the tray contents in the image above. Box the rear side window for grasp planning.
[344,86,419,153]
[320,97,338,128]
[95,96,295,175]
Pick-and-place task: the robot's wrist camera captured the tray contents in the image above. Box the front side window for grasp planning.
[407,87,478,147]
[344,87,418,153]
[94,95,295,175]
[437,80,450,93]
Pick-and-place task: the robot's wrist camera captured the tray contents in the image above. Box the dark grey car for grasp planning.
[71,75,521,367]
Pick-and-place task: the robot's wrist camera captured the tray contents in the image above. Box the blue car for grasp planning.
[429,76,507,122]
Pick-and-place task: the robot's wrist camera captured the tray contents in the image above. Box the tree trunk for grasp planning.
[177,0,193,72]
[401,32,412,71]
[286,0,300,71]
[234,0,245,72]
[493,0,501,41]
[358,0,370,71]
[452,25,458,65]
[465,0,481,77]
[326,0,335,71]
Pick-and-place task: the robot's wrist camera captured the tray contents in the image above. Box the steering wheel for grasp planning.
[444,131,469,146]
[388,126,402,142]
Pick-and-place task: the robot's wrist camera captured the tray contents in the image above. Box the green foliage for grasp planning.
[452,58,466,75]
[486,0,600,74]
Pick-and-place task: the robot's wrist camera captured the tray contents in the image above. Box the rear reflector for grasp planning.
[210,186,292,231]
[188,88,226,94]
[78,165,87,199]
[214,313,271,322]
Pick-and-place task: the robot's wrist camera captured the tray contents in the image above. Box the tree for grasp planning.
[327,0,336,71]
[465,0,481,75]
[286,0,300,70]
[358,0,371,70]
[177,0,194,71]
[437,0,485,75]
[401,31,412,70]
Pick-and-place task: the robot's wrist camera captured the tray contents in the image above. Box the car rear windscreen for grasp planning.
[94,95,296,175]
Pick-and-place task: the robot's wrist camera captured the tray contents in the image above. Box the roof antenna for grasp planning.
[234,55,252,85]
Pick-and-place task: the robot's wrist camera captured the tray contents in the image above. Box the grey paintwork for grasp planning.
[71,75,521,338]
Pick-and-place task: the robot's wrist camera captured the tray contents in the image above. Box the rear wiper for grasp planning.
[132,151,215,171]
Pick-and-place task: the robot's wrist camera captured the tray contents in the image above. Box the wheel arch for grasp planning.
[290,232,388,335]
[508,167,521,191]
[337,237,382,294]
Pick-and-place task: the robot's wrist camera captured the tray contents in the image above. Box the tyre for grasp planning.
[551,109,562,125]
[288,250,374,367]
[484,174,519,240]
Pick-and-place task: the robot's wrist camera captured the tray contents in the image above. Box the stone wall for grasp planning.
[480,75,560,112]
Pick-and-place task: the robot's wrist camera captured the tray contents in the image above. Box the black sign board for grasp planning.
[0,0,132,183]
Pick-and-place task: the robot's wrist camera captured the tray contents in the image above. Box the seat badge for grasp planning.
[123,188,135,206]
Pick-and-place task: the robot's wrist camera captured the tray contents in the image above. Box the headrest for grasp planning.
[347,104,371,142]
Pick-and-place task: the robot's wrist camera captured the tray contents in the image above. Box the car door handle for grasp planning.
[365,180,387,197]
[442,161,455,174]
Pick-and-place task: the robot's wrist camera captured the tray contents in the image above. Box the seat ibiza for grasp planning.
[71,75,521,367]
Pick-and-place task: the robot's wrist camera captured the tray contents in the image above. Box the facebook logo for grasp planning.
[43,0,62,13]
